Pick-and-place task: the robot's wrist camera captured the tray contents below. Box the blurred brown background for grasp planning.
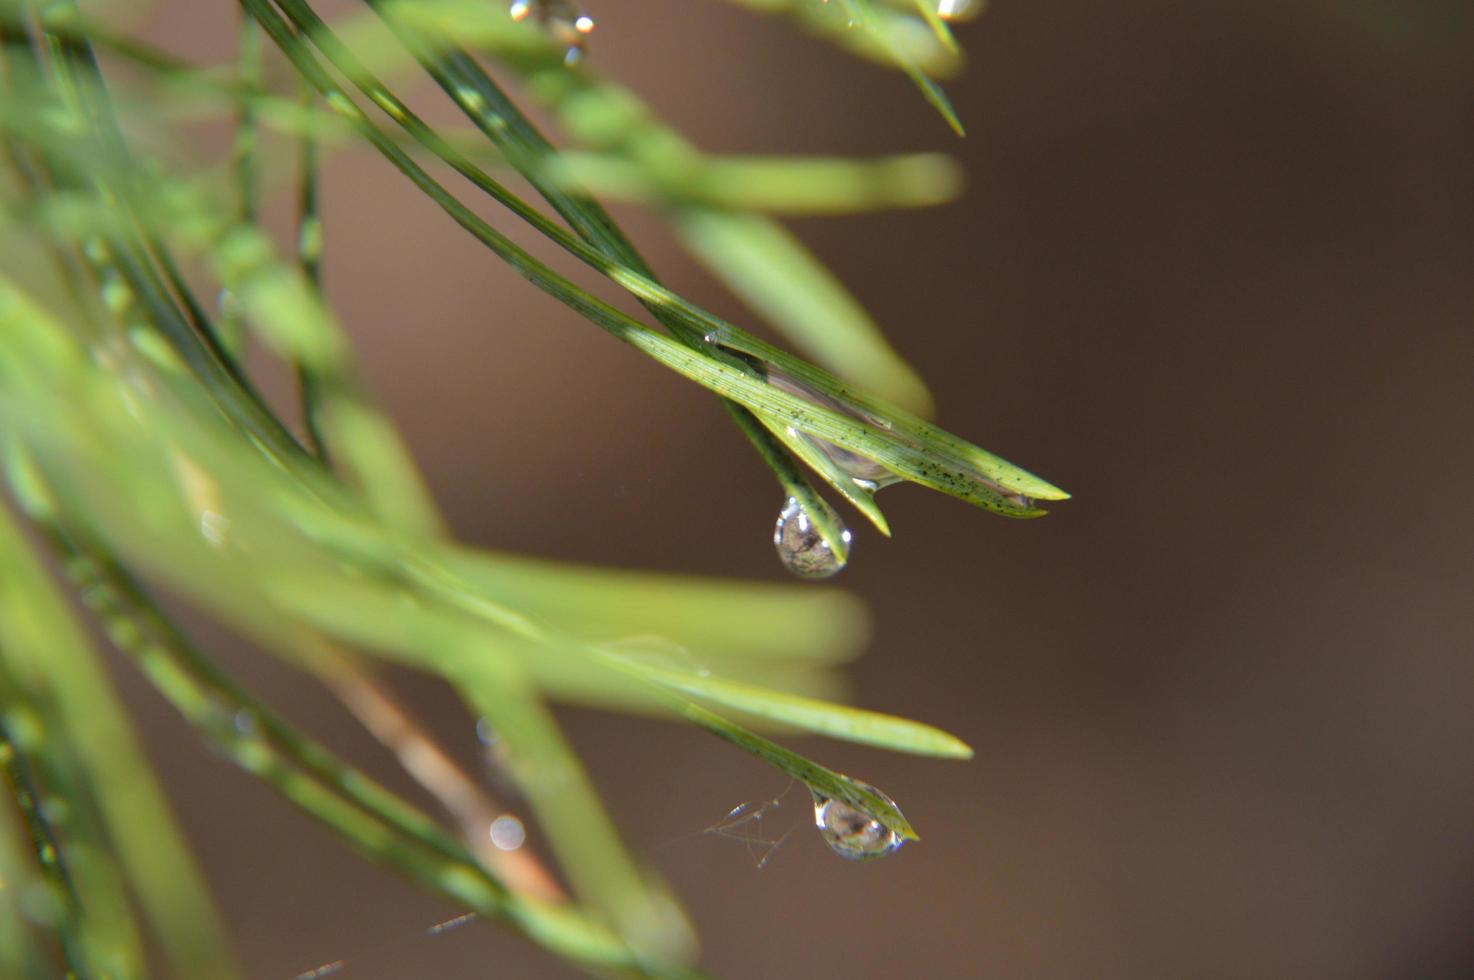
[126,1,1474,977]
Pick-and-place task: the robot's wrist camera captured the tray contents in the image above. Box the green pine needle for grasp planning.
[0,2,1064,975]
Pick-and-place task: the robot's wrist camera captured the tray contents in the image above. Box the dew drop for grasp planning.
[936,0,984,21]
[199,509,230,547]
[488,814,526,851]
[38,796,69,825]
[511,0,594,63]
[232,708,259,737]
[607,636,709,676]
[475,716,500,746]
[774,496,849,579]
[812,782,904,861]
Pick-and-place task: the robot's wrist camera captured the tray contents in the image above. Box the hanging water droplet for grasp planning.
[774,496,850,579]
[812,782,904,861]
[475,716,500,746]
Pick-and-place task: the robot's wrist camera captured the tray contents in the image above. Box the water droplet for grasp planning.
[510,0,594,63]
[232,709,259,737]
[800,429,903,492]
[199,509,230,547]
[812,782,904,861]
[936,0,984,22]
[607,636,709,676]
[766,374,903,491]
[475,716,500,746]
[774,496,850,579]
[217,286,240,318]
[5,707,44,748]
[489,814,526,851]
[39,796,69,825]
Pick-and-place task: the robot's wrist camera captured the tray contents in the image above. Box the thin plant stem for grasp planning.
[324,665,564,901]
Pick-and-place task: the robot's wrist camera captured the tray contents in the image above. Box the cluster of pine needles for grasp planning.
[0,0,1063,975]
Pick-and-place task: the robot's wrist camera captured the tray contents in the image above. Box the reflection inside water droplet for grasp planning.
[774,496,849,579]
[812,782,904,861]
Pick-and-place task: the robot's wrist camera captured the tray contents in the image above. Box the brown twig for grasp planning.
[318,654,565,902]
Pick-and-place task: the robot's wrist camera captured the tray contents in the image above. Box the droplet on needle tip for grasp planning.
[774,496,849,579]
[812,782,905,861]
